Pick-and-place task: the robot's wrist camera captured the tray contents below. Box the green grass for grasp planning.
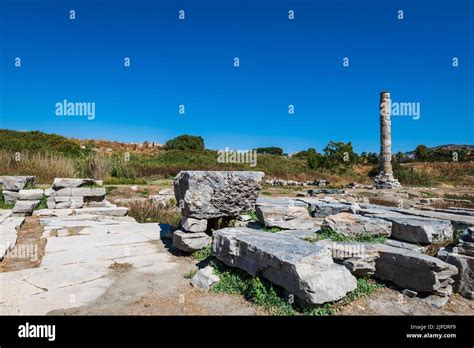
[244,210,258,222]
[192,245,212,261]
[183,269,197,279]
[305,228,387,244]
[262,226,282,233]
[103,177,147,185]
[0,195,14,209]
[35,195,48,210]
[210,261,383,316]
[210,261,294,315]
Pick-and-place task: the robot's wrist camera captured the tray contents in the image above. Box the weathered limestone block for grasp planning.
[297,198,351,218]
[2,176,36,191]
[181,217,208,233]
[71,187,106,198]
[374,244,457,293]
[255,198,314,230]
[322,212,392,237]
[384,216,452,244]
[174,171,264,219]
[52,178,99,189]
[172,230,211,253]
[2,191,20,204]
[315,240,457,296]
[18,189,44,200]
[12,200,40,215]
[191,266,220,291]
[212,227,357,306]
[46,197,56,209]
[437,248,473,299]
[385,239,426,253]
[343,258,376,277]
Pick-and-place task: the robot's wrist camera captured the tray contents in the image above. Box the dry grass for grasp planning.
[120,199,181,227]
[0,149,75,184]
[403,162,474,186]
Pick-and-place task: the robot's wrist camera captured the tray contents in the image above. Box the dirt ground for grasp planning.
[0,217,45,273]
[338,287,474,316]
[47,239,263,316]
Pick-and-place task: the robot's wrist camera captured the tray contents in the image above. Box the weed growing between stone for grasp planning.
[192,245,212,261]
[208,260,382,316]
[305,228,387,244]
[262,226,282,233]
[124,199,181,226]
[183,269,197,279]
[36,195,48,210]
[0,194,14,209]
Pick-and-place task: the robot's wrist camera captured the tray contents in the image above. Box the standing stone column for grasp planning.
[379,91,392,174]
[375,91,401,189]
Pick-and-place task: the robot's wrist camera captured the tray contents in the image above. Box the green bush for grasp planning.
[164,135,205,151]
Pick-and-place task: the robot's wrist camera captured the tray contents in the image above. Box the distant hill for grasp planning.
[405,144,474,157]
[430,144,474,151]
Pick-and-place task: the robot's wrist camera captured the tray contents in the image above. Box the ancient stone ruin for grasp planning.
[165,169,472,308]
[45,178,108,209]
[375,91,402,189]
[172,171,264,252]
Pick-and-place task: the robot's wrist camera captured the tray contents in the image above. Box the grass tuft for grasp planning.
[305,228,387,244]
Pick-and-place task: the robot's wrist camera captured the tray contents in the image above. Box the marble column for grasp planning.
[380,91,392,174]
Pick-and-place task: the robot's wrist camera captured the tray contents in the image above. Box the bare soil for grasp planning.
[0,217,46,273]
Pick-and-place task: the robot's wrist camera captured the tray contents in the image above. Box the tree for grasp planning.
[164,135,205,151]
[307,149,326,169]
[323,141,357,167]
[255,147,283,156]
[414,144,431,161]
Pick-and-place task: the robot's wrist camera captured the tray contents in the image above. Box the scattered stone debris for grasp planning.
[264,179,328,187]
[322,212,392,237]
[149,188,175,207]
[437,227,474,299]
[191,266,220,291]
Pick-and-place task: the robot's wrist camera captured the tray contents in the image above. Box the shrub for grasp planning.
[164,135,205,151]
[255,147,283,156]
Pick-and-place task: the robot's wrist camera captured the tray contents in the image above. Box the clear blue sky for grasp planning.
[0,0,472,154]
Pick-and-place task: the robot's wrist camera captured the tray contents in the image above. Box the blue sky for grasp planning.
[0,0,472,154]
